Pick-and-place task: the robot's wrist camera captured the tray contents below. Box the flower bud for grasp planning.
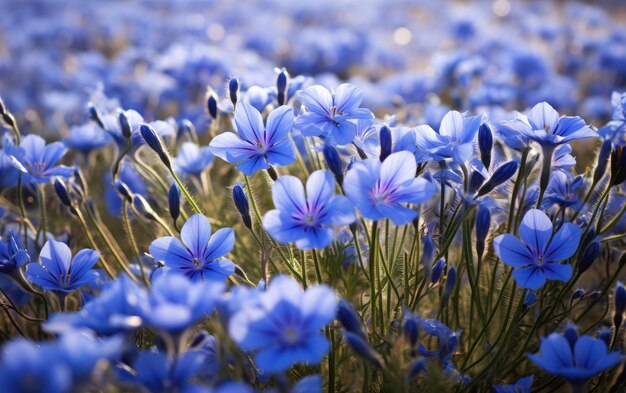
[232,184,252,230]
[615,282,626,317]
[267,165,278,181]
[469,171,485,195]
[403,317,419,349]
[323,144,344,184]
[407,358,427,378]
[276,69,288,106]
[571,289,584,301]
[594,140,612,185]
[229,77,240,107]
[610,145,626,187]
[140,124,171,168]
[88,103,105,130]
[206,89,218,119]
[478,123,493,169]
[115,180,133,203]
[476,159,519,197]
[524,291,537,307]
[599,328,612,347]
[343,331,383,368]
[379,125,392,162]
[431,259,445,284]
[53,178,73,208]
[337,299,366,339]
[118,111,132,139]
[441,266,456,307]
[475,204,491,259]
[577,240,600,274]
[421,235,436,282]
[168,183,180,223]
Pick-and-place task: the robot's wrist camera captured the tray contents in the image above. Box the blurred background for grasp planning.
[0,0,625,136]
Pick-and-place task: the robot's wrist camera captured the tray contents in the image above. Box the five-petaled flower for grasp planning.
[494,209,581,290]
[149,214,235,282]
[26,239,100,293]
[13,135,75,184]
[209,101,296,175]
[263,170,355,250]
[229,275,337,373]
[295,84,374,145]
[343,150,435,225]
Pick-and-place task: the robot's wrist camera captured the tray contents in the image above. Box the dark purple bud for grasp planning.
[323,144,344,184]
[475,204,490,259]
[478,123,493,169]
[403,317,419,348]
[232,184,252,229]
[563,323,578,349]
[133,194,157,221]
[615,282,626,316]
[267,165,278,181]
[118,111,132,139]
[477,159,519,197]
[379,125,392,162]
[343,331,383,368]
[441,266,456,307]
[421,235,436,282]
[276,69,289,106]
[53,179,72,208]
[88,103,105,130]
[524,291,537,307]
[594,140,612,185]
[577,240,600,274]
[431,258,445,284]
[571,289,584,301]
[115,180,133,203]
[580,229,597,252]
[140,124,171,168]
[610,146,626,187]
[229,77,240,107]
[206,90,218,119]
[469,171,486,195]
[2,112,16,130]
[337,299,366,339]
[168,183,181,223]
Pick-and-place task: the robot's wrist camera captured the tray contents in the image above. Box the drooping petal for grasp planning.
[180,214,212,260]
[542,263,573,282]
[512,265,547,290]
[236,154,269,175]
[26,263,59,290]
[544,223,581,262]
[332,120,357,145]
[294,227,334,250]
[376,203,417,226]
[149,237,192,268]
[493,234,535,267]
[518,209,553,256]
[263,210,306,244]
[208,132,257,163]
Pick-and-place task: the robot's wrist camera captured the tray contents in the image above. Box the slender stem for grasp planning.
[170,169,203,215]
[122,201,149,286]
[312,249,323,284]
[37,184,48,244]
[507,147,530,232]
[369,221,380,338]
[71,208,116,278]
[536,145,555,208]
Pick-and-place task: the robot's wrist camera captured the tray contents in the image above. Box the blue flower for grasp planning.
[413,110,483,164]
[45,274,149,335]
[0,235,30,274]
[494,209,581,290]
[543,172,584,209]
[149,214,235,282]
[122,350,212,393]
[295,84,374,145]
[0,339,72,393]
[492,375,534,393]
[63,122,112,155]
[13,134,75,184]
[173,141,214,177]
[499,102,596,148]
[209,102,296,175]
[229,275,337,374]
[143,274,223,334]
[528,332,623,386]
[26,239,99,293]
[263,170,355,250]
[343,151,435,225]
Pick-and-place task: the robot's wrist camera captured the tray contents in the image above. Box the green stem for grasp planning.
[122,201,149,286]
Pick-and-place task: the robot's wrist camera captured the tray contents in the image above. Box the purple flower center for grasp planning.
[370,181,396,205]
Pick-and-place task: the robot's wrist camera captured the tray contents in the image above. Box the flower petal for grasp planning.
[180,214,212,259]
[493,234,534,267]
[512,265,546,290]
[544,223,581,262]
[519,209,553,256]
